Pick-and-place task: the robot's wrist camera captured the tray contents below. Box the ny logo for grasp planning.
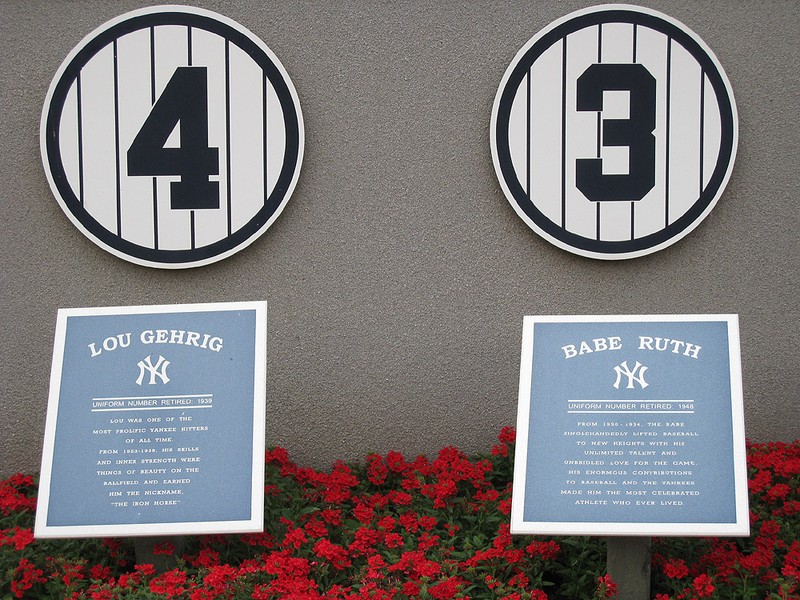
[136,355,171,386]
[613,360,648,389]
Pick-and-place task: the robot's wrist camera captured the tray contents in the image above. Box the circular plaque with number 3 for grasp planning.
[491,4,737,260]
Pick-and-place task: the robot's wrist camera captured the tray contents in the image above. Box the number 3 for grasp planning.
[576,63,656,202]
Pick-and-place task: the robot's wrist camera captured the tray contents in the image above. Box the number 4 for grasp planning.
[127,67,220,210]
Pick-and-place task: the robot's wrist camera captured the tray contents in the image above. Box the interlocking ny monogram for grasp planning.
[136,354,171,386]
[613,360,648,390]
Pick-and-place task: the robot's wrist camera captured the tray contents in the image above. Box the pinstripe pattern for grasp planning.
[491,5,737,260]
[41,7,304,269]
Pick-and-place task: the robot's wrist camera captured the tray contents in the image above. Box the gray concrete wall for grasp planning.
[1,0,798,477]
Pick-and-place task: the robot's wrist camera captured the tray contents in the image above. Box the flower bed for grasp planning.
[1,428,798,599]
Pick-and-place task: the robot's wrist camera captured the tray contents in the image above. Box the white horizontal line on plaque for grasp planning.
[91,405,213,412]
[567,410,695,414]
[93,393,213,401]
[567,399,695,403]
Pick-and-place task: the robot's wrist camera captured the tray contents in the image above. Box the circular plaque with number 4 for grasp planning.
[491,4,737,260]
[41,5,304,269]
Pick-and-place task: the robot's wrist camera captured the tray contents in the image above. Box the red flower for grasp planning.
[498,498,512,515]
[388,550,442,579]
[384,532,405,548]
[491,443,509,457]
[386,451,407,473]
[782,540,800,578]
[663,558,690,579]
[596,574,618,598]
[313,538,352,570]
[765,483,791,502]
[498,426,516,444]
[135,563,156,576]
[492,426,516,457]
[365,554,388,580]
[153,541,175,555]
[242,530,275,548]
[526,539,561,561]
[401,475,422,491]
[349,527,380,556]
[11,558,47,598]
[377,515,396,531]
[313,462,359,504]
[418,516,437,530]
[749,469,772,493]
[427,576,464,599]
[692,573,715,597]
[265,446,291,466]
[367,454,389,486]
[202,564,238,592]
[303,517,329,539]
[509,572,529,587]
[399,511,419,533]
[192,548,220,568]
[0,477,37,516]
[775,455,800,477]
[402,581,421,596]
[61,562,86,586]
[740,548,774,573]
[149,568,188,598]
[416,532,439,551]
[89,563,112,581]
[320,508,343,526]
[263,550,312,578]
[443,523,459,537]
[353,502,375,524]
[387,490,413,506]
[284,527,308,550]
[475,488,500,502]
[1,526,35,551]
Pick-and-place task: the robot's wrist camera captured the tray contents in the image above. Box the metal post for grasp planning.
[133,536,186,573]
[606,536,651,600]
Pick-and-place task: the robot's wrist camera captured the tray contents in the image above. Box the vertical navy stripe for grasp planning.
[268,73,269,204]
[76,72,84,206]
[113,39,122,237]
[150,27,156,104]
[561,37,567,228]
[188,26,196,250]
[699,70,705,195]
[225,40,232,236]
[596,25,602,241]
[665,37,672,227]
[597,23,603,61]
[526,68,531,198]
[631,24,638,239]
[150,26,159,250]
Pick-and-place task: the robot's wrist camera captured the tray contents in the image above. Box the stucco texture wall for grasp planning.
[1,0,798,477]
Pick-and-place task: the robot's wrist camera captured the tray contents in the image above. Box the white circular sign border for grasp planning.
[490,4,738,260]
[40,5,305,269]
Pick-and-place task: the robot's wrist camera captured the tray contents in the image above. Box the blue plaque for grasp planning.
[35,302,267,538]
[511,315,748,536]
